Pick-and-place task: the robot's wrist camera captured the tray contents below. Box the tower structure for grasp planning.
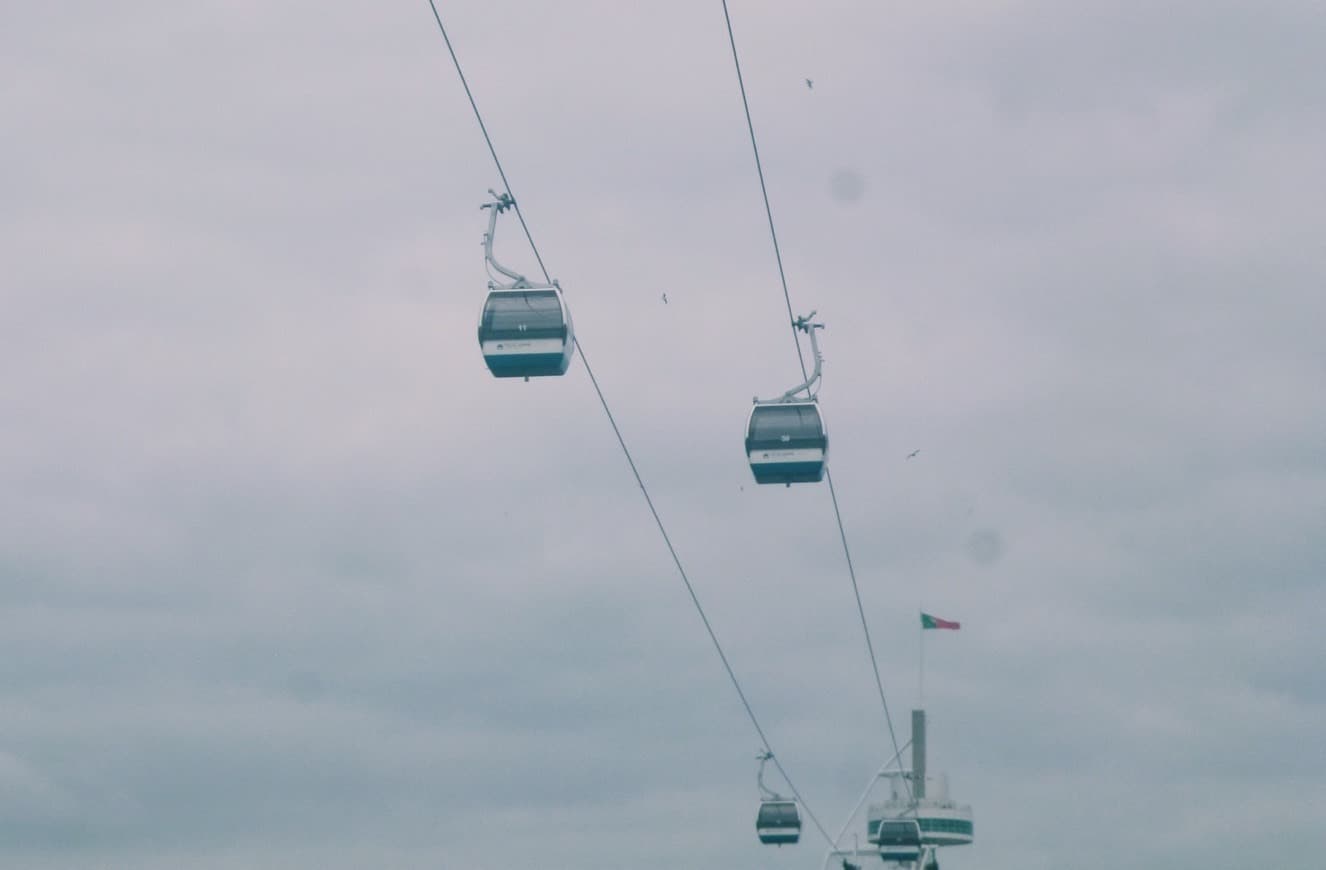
[864,709,973,868]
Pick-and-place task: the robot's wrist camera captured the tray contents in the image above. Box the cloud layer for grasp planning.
[3,1,1324,868]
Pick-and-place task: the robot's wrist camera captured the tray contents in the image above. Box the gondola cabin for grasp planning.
[756,799,801,845]
[477,287,574,379]
[745,401,827,485]
[872,819,922,863]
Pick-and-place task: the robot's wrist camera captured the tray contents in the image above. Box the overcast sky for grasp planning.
[3,1,1325,868]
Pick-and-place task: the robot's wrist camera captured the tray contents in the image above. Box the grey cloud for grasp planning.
[4,1,1325,868]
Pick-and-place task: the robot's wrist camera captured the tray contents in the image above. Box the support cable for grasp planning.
[717,0,913,803]
[424,0,833,847]
[426,0,549,284]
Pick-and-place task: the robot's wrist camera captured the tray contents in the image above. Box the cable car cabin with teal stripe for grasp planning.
[755,800,801,845]
[872,818,922,861]
[477,288,574,378]
[745,401,828,485]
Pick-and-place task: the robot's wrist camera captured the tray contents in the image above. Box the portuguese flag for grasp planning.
[921,612,960,630]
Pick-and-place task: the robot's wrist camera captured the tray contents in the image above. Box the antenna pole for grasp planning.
[911,710,927,802]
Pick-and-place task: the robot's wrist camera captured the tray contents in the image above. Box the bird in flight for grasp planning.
[906,449,920,459]
[806,78,814,90]
[661,292,668,304]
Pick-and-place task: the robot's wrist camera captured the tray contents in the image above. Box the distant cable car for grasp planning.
[873,818,922,863]
[754,750,802,846]
[746,313,828,485]
[475,190,574,380]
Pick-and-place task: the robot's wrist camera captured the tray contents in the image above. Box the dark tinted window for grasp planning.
[757,802,800,827]
[877,822,920,844]
[480,290,566,339]
[747,404,825,449]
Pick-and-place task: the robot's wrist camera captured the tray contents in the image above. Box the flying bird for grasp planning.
[906,449,920,459]
[661,292,668,304]
[805,78,814,90]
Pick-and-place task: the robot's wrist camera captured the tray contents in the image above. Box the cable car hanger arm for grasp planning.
[754,312,825,404]
[756,749,783,801]
[481,189,533,289]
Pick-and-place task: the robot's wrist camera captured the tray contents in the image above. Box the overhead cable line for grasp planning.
[425,0,549,284]
[423,0,833,847]
[717,0,912,803]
